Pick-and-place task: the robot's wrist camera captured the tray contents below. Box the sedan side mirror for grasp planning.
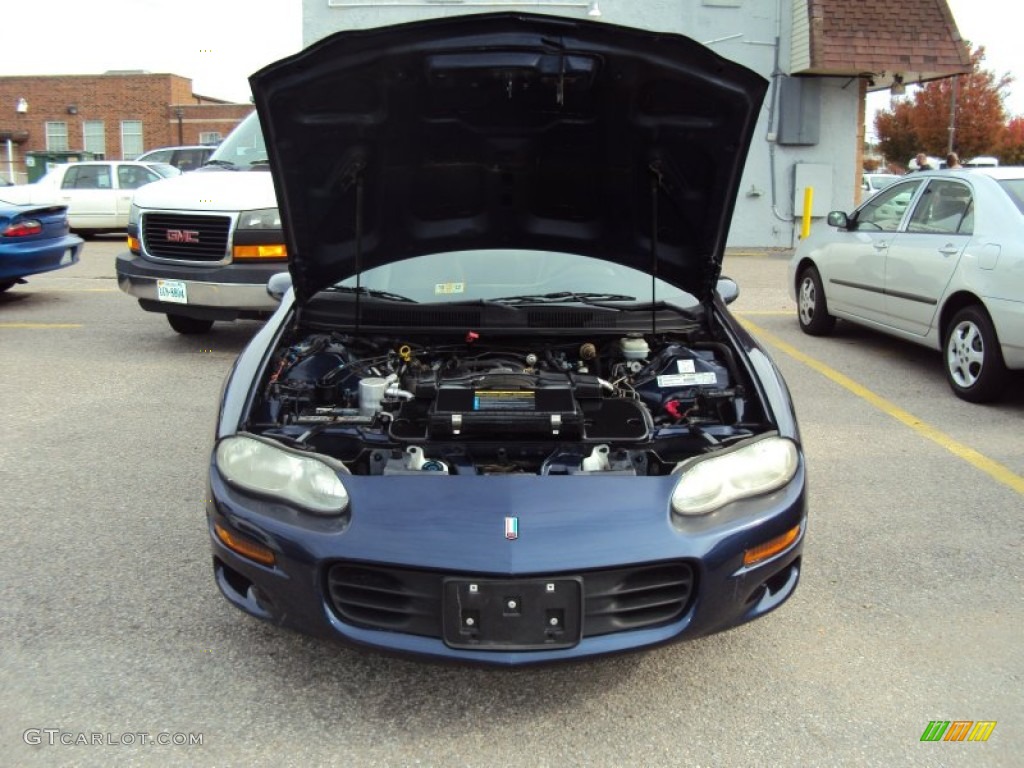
[267,272,292,301]
[826,211,850,229]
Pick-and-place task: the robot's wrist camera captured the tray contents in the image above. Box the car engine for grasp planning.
[248,329,766,476]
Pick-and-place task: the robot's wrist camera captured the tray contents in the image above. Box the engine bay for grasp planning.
[246,326,772,476]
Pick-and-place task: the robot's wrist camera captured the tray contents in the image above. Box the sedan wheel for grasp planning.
[797,265,835,336]
[943,306,1007,403]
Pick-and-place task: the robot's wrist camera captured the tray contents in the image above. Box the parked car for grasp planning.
[861,172,900,199]
[0,198,83,292]
[0,161,179,234]
[790,167,1024,402]
[116,112,284,335]
[205,13,808,666]
[137,145,217,172]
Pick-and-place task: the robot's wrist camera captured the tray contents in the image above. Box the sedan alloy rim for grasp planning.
[946,320,985,388]
[798,277,816,326]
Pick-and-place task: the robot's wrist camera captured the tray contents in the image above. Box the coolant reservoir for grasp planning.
[620,337,649,360]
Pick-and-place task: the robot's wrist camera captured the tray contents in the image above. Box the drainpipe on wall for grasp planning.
[175,107,184,145]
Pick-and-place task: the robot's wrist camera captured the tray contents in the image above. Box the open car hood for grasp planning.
[250,13,767,306]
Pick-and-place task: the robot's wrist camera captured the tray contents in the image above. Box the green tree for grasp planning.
[874,45,1012,166]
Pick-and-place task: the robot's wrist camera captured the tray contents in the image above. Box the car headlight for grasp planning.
[128,203,141,227]
[237,208,281,230]
[671,435,799,516]
[215,434,349,515]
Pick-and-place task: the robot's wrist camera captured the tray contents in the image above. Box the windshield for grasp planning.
[330,250,699,307]
[207,112,267,168]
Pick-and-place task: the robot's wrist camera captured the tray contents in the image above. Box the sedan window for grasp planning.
[997,179,1024,215]
[906,180,973,235]
[854,179,923,231]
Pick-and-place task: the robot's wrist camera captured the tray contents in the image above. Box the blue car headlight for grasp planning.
[671,435,799,516]
[215,434,349,515]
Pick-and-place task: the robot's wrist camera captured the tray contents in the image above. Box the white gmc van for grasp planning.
[116,112,284,334]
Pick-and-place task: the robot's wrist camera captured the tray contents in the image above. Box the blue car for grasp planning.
[0,199,83,292]
[207,13,807,665]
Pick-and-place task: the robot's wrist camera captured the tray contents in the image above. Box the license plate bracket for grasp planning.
[442,577,582,650]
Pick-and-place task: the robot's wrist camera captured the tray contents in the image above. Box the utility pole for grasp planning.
[947,76,958,155]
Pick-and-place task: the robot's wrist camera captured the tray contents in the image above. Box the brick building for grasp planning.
[0,72,252,183]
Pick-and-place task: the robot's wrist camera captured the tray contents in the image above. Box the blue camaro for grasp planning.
[207,13,807,664]
[0,199,83,292]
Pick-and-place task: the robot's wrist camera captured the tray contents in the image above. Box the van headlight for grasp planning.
[237,208,281,230]
[215,434,349,515]
[128,203,141,227]
[671,436,798,516]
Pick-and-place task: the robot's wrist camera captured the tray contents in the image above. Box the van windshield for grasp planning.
[207,112,268,169]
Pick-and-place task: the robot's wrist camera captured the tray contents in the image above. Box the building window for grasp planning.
[45,122,69,151]
[83,121,106,158]
[121,120,144,160]
[198,131,222,145]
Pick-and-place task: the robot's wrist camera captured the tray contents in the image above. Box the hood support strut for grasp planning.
[649,166,660,338]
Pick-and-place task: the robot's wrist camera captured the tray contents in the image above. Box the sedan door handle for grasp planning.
[872,241,889,251]
[938,244,960,256]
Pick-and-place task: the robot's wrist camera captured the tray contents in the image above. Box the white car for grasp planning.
[1,161,179,234]
[790,167,1024,402]
[861,172,900,199]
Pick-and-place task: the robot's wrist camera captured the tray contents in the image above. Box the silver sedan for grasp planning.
[789,167,1024,402]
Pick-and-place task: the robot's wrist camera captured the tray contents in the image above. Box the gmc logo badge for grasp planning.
[166,229,200,243]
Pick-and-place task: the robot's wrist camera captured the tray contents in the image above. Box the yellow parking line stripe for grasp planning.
[42,288,118,292]
[0,323,82,329]
[740,317,1024,496]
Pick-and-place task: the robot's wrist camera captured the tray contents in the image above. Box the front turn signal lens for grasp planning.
[233,244,287,260]
[743,525,801,566]
[214,522,276,566]
[127,235,141,253]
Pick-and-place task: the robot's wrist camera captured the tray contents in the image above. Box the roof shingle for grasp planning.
[803,0,970,83]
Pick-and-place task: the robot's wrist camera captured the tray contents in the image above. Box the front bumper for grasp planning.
[116,251,284,321]
[207,468,807,665]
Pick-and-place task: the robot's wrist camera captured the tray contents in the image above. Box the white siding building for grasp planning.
[301,0,968,248]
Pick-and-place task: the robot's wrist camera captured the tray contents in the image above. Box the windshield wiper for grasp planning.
[490,291,637,306]
[326,285,417,303]
[202,159,238,170]
[247,159,271,167]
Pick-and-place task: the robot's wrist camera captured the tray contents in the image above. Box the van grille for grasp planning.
[141,213,231,261]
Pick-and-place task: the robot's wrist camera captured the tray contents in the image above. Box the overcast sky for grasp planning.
[2,0,1019,116]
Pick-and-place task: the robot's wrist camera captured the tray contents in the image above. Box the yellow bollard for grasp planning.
[801,186,813,239]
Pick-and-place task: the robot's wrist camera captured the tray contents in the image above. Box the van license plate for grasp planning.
[157,280,187,304]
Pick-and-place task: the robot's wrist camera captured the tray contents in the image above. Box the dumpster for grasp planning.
[24,150,97,182]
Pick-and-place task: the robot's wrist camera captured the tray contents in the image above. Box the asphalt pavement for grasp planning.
[1,238,1021,767]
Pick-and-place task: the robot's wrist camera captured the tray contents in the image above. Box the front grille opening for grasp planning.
[141,213,231,261]
[325,561,695,641]
[327,565,442,635]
